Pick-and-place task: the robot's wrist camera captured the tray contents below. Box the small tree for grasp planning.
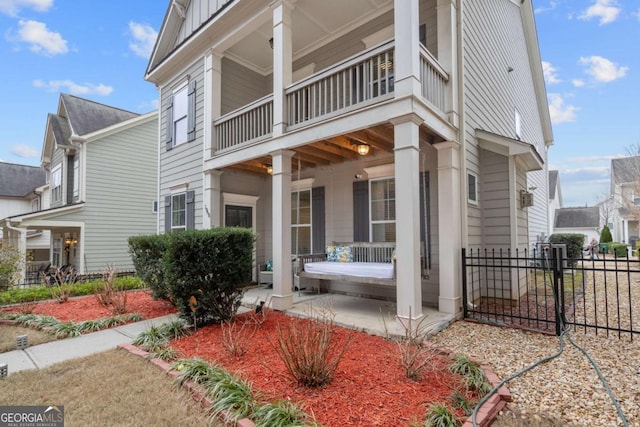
[600,225,613,244]
[0,247,23,290]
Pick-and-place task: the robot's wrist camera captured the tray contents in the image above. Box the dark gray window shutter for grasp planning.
[312,187,325,253]
[165,99,173,151]
[186,190,196,230]
[164,195,172,233]
[419,172,431,266]
[353,181,369,242]
[187,80,197,142]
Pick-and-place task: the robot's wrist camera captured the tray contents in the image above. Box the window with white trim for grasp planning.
[72,157,79,199]
[173,85,188,147]
[291,189,312,254]
[52,238,62,266]
[51,165,62,203]
[171,193,187,231]
[31,197,40,212]
[467,171,478,205]
[370,177,395,242]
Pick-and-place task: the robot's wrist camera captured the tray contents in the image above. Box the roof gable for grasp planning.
[0,162,46,198]
[548,170,558,199]
[611,155,640,185]
[59,94,139,137]
[554,207,599,229]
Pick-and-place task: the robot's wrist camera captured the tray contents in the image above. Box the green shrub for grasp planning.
[548,233,585,262]
[128,234,171,301]
[609,242,629,257]
[599,225,613,243]
[164,228,254,325]
[424,403,459,427]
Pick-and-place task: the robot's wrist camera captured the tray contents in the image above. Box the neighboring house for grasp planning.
[553,207,600,244]
[609,155,640,247]
[0,162,50,262]
[1,94,158,281]
[145,0,552,320]
[547,170,562,239]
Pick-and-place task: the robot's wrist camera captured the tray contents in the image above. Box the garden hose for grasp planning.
[470,252,629,427]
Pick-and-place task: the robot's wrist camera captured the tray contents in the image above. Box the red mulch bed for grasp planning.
[1,290,176,322]
[171,311,469,427]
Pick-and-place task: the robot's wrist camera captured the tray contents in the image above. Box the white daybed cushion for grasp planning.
[303,261,394,280]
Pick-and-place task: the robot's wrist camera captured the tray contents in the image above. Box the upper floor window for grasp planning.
[165,80,197,151]
[370,177,395,242]
[51,165,62,203]
[72,157,79,199]
[31,197,40,212]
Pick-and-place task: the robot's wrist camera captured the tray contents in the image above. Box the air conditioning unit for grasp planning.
[520,190,534,208]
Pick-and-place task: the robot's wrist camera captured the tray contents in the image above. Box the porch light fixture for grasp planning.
[356,143,370,156]
[350,138,370,156]
[264,164,273,174]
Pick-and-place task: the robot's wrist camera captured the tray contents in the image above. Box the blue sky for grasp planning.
[0,0,638,207]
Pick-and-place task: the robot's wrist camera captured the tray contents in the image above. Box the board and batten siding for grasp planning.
[55,114,158,273]
[463,0,548,250]
[159,59,205,232]
[175,0,235,47]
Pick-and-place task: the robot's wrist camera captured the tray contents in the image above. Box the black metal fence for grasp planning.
[17,265,137,288]
[462,247,640,340]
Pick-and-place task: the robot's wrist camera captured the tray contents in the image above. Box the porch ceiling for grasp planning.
[226,0,393,75]
[226,123,437,175]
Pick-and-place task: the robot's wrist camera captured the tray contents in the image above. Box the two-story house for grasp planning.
[1,94,158,281]
[609,155,640,248]
[145,0,552,321]
[0,162,49,265]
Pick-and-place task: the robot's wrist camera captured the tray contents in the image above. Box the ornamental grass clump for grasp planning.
[449,354,492,395]
[252,400,310,427]
[424,403,459,427]
[207,373,256,424]
[269,306,353,387]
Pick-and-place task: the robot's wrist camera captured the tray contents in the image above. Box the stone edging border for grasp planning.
[119,342,510,427]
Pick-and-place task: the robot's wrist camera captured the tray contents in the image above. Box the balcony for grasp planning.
[213,41,449,155]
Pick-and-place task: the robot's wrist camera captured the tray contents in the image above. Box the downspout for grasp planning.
[457,0,468,249]
[4,219,28,284]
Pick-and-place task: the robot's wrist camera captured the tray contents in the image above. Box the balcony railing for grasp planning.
[213,41,450,152]
[214,95,273,151]
[420,45,449,112]
[286,42,395,127]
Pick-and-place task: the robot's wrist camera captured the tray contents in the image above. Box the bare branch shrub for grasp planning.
[383,308,438,381]
[219,319,256,357]
[268,305,353,387]
[44,267,76,303]
[95,265,128,315]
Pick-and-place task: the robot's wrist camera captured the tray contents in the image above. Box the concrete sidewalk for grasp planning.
[1,314,178,376]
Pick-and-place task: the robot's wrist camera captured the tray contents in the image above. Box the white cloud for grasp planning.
[579,56,628,83]
[33,79,113,96]
[0,0,52,16]
[10,144,38,158]
[579,0,621,25]
[128,22,157,59]
[542,61,561,84]
[567,155,622,163]
[547,93,578,124]
[572,79,585,87]
[17,19,68,56]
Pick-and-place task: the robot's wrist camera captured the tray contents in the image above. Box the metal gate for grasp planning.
[461,247,640,340]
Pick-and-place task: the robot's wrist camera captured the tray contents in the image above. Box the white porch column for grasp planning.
[271,1,293,136]
[205,51,222,156]
[623,219,628,243]
[271,149,294,310]
[434,141,462,315]
[204,170,223,229]
[393,116,423,322]
[394,0,421,98]
[437,0,459,126]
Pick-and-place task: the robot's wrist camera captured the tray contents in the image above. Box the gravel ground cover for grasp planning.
[433,257,640,427]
